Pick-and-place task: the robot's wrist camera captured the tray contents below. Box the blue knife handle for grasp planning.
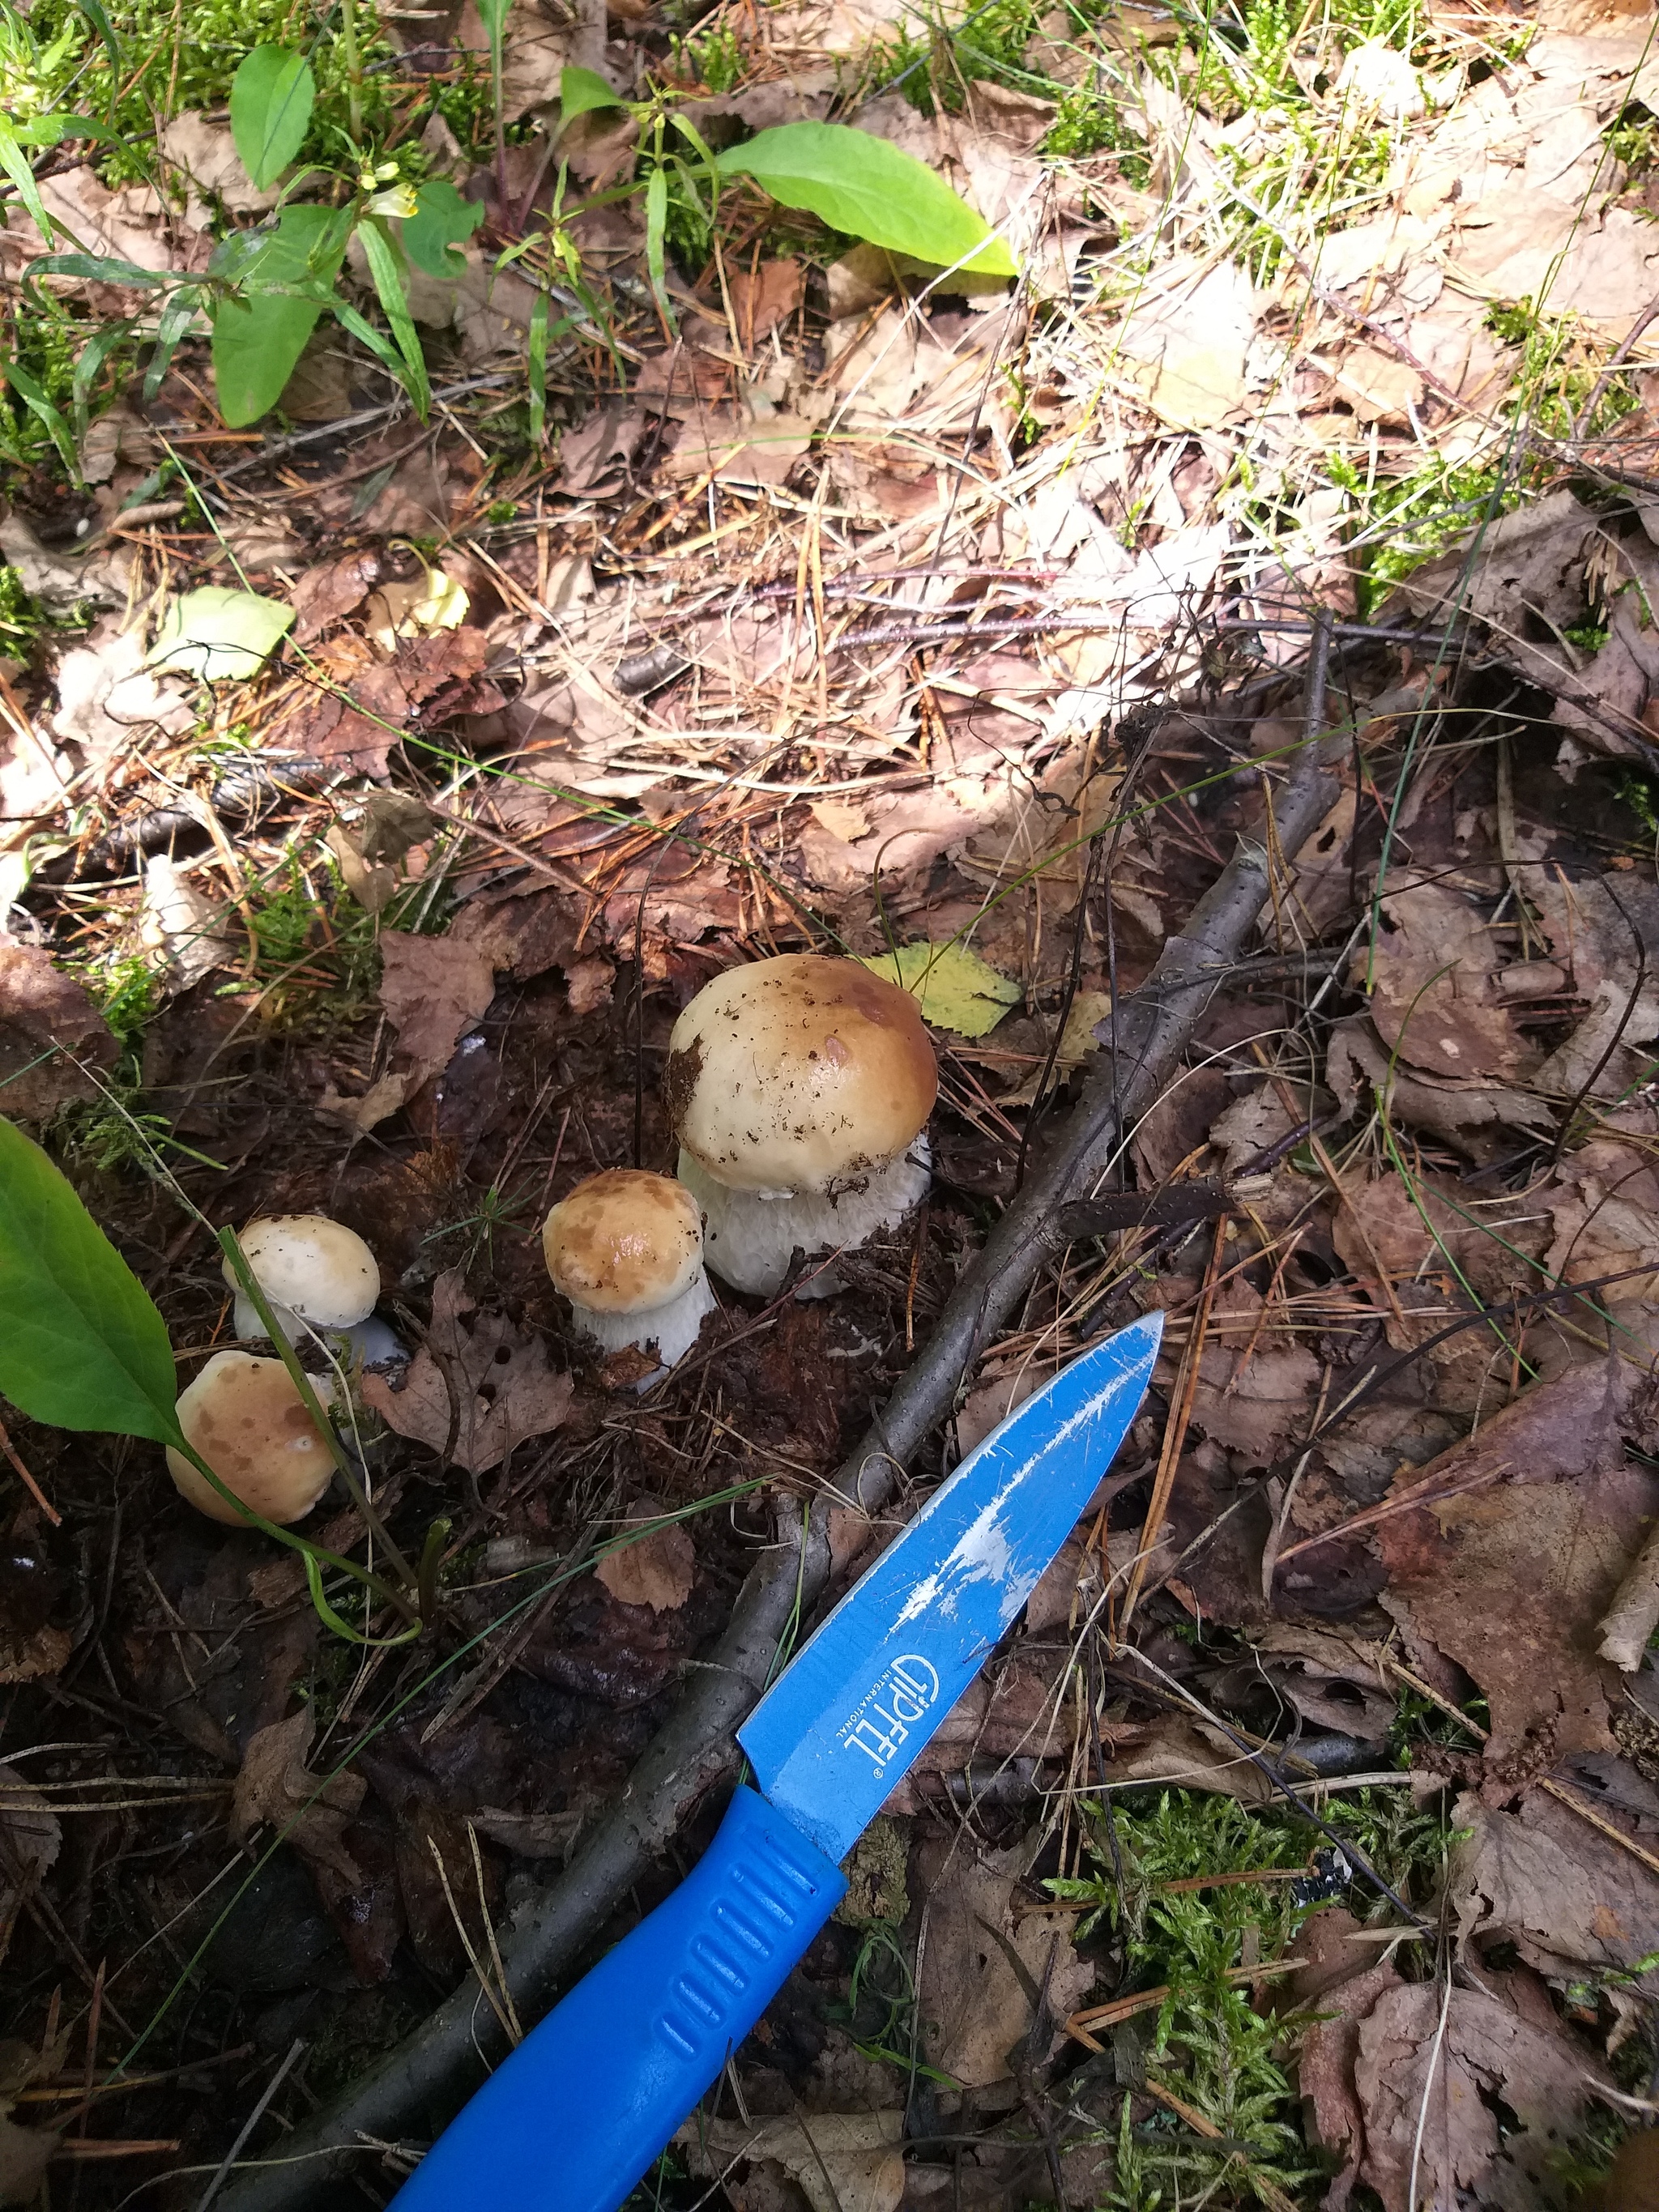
[390,1787,847,2212]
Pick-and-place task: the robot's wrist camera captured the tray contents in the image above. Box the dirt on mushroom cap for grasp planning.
[664,954,938,1195]
[543,1170,705,1313]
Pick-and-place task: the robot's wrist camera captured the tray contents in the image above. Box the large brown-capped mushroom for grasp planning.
[663,953,937,1298]
[167,1350,335,1525]
[223,1215,391,1358]
[543,1170,716,1378]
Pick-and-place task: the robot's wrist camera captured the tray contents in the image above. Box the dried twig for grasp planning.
[215,700,1350,2212]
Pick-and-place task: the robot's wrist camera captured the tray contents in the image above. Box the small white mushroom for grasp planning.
[167,1350,335,1525]
[543,1170,716,1378]
[663,953,938,1298]
[224,1215,381,1350]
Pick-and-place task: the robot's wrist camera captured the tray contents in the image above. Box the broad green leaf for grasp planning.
[860,940,1021,1037]
[473,0,510,44]
[0,1116,181,1445]
[229,45,314,191]
[210,202,348,424]
[150,586,294,680]
[403,177,483,279]
[560,65,623,129]
[715,122,1015,279]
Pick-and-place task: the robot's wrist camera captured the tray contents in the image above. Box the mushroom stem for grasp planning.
[219,1228,420,1605]
[678,1140,932,1300]
[569,1270,719,1377]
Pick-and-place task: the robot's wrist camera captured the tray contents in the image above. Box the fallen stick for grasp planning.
[217,692,1346,2212]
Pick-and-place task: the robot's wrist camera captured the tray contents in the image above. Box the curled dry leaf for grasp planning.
[379,927,497,1073]
[232,1710,367,1882]
[0,943,117,1121]
[915,1833,1094,2087]
[1359,880,1534,1085]
[1449,1784,1659,1984]
[1373,1358,1653,1776]
[1351,1975,1612,2212]
[362,1268,574,1475]
[675,2112,904,2212]
[594,1505,695,1613]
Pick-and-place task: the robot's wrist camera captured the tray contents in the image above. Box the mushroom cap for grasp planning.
[223,1215,379,1331]
[166,1351,335,1526]
[665,954,937,1196]
[543,1170,706,1315]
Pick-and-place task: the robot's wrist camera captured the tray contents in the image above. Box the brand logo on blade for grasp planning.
[838,1655,941,1777]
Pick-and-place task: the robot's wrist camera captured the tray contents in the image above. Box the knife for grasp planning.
[390,1310,1162,2212]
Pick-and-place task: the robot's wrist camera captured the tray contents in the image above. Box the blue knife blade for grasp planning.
[740,1306,1163,1861]
[390,1312,1161,2212]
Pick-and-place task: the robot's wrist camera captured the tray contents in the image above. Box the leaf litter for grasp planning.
[8,0,1659,2197]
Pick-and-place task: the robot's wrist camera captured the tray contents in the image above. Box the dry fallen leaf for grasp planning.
[232,1710,367,1882]
[377,930,497,1078]
[271,627,494,777]
[1360,880,1535,1084]
[916,1833,1094,2086]
[0,942,117,1120]
[0,2110,58,2208]
[676,2112,904,2212]
[1373,1358,1652,1776]
[362,1268,574,1475]
[1449,1784,1659,1984]
[594,1505,695,1612]
[1353,1975,1611,2211]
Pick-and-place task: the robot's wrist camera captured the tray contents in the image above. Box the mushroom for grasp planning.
[167,1350,335,1525]
[543,1170,717,1377]
[663,953,937,1298]
[223,1215,386,1357]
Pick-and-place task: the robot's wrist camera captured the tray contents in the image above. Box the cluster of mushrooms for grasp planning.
[169,953,937,1527]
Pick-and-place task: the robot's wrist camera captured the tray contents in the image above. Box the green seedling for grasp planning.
[0,1112,429,1644]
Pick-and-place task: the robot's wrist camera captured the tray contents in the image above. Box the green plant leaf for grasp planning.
[645,162,670,324]
[27,250,171,287]
[859,941,1021,1036]
[715,121,1014,278]
[209,202,348,425]
[149,587,294,680]
[403,178,484,279]
[0,1115,182,1445]
[0,116,59,245]
[560,65,623,128]
[357,215,431,419]
[473,0,510,43]
[0,358,80,481]
[229,45,315,191]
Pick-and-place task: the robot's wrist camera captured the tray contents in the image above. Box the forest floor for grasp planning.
[4,0,1659,2201]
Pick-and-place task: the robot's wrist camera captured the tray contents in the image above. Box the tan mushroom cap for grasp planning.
[543,1170,706,1315]
[224,1215,379,1330]
[166,1351,335,1526]
[664,954,937,1196]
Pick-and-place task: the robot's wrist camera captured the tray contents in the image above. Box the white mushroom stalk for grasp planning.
[224,1214,394,1362]
[543,1170,717,1382]
[663,953,938,1298]
[167,1351,336,1525]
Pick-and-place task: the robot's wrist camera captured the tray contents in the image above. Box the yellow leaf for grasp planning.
[859,940,1020,1038]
